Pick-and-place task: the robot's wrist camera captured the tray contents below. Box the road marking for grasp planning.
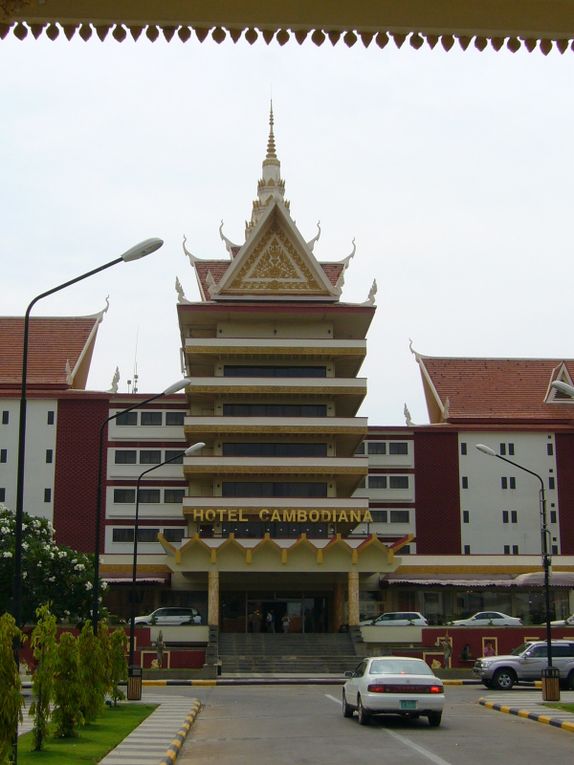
[325,694,453,765]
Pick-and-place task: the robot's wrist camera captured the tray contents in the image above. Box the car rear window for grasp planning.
[370,659,433,676]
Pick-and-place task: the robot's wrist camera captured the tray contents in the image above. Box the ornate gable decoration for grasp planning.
[210,203,339,302]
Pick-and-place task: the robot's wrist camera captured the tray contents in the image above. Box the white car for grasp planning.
[133,607,201,626]
[551,615,574,627]
[342,656,445,726]
[451,611,522,627]
[359,611,428,627]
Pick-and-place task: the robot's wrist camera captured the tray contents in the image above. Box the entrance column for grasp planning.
[334,581,345,631]
[208,570,219,626]
[348,570,360,626]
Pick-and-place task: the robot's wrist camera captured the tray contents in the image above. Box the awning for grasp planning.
[381,572,574,589]
[103,575,170,585]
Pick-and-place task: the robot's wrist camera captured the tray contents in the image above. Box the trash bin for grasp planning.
[127,666,143,701]
[541,666,561,702]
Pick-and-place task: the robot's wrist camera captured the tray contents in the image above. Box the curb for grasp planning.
[159,700,202,765]
[479,698,574,733]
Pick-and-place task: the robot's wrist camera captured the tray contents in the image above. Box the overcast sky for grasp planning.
[1,36,572,425]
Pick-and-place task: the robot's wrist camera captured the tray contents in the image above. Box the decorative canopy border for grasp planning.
[2,0,574,54]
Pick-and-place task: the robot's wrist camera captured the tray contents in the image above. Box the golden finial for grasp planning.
[266,100,277,160]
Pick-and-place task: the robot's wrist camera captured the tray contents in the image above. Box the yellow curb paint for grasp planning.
[191,680,217,686]
[561,722,574,732]
[144,680,167,686]
[537,715,552,724]
[517,710,530,719]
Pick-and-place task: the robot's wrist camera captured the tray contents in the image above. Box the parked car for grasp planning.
[133,607,201,626]
[359,611,428,627]
[451,611,522,627]
[342,656,445,726]
[551,614,574,626]
[473,640,574,690]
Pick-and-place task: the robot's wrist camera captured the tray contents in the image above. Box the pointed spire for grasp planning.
[266,101,277,160]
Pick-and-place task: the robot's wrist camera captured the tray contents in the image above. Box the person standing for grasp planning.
[282,613,290,633]
[266,610,275,633]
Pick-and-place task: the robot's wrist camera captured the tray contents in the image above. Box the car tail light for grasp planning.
[367,684,443,694]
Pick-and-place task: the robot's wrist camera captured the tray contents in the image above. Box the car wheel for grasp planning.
[427,711,442,727]
[357,696,370,726]
[342,691,353,718]
[492,669,516,690]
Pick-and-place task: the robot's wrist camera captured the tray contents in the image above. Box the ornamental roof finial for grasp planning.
[266,100,277,160]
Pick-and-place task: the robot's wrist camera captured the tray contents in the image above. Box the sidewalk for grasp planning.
[479,690,574,733]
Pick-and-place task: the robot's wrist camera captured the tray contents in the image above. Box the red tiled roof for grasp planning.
[420,357,574,421]
[194,259,344,297]
[0,316,101,389]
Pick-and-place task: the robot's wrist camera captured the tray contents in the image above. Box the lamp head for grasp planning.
[551,380,574,399]
[184,442,205,456]
[475,444,497,457]
[121,238,164,262]
[162,378,191,395]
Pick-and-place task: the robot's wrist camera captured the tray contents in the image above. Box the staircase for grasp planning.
[218,632,359,674]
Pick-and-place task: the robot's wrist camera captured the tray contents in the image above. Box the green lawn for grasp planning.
[544,702,574,713]
[17,704,157,764]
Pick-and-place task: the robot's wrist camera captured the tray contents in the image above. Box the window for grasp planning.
[502,511,508,523]
[164,489,185,503]
[463,545,471,555]
[137,528,160,542]
[389,442,408,455]
[141,411,162,426]
[512,544,519,555]
[165,450,184,463]
[549,477,556,490]
[223,403,327,417]
[462,510,469,524]
[47,410,55,425]
[114,450,137,464]
[45,449,53,464]
[369,476,387,489]
[1,411,8,425]
[166,411,185,426]
[0,488,5,502]
[222,481,327,497]
[112,528,134,543]
[0,449,6,463]
[355,442,365,455]
[504,545,510,554]
[499,442,515,456]
[547,443,554,456]
[222,442,327,457]
[511,510,517,523]
[163,528,185,542]
[389,510,409,523]
[114,489,136,503]
[389,475,409,489]
[550,510,557,524]
[224,365,326,377]
[140,450,161,464]
[116,411,137,426]
[367,442,386,455]
[370,510,388,522]
[461,476,469,489]
[460,442,467,455]
[552,544,559,555]
[44,488,51,502]
[138,489,161,503]
[501,477,516,490]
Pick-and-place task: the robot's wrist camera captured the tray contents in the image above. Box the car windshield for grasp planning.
[370,659,433,676]
[511,642,532,656]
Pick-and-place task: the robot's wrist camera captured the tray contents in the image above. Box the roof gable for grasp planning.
[210,203,339,302]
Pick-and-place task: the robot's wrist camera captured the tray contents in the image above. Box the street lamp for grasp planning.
[10,238,162,765]
[91,377,193,632]
[475,443,557,698]
[127,442,205,691]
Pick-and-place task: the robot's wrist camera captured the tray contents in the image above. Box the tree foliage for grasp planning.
[52,632,84,738]
[107,626,128,705]
[0,613,23,765]
[29,604,58,751]
[0,504,106,625]
[78,622,106,723]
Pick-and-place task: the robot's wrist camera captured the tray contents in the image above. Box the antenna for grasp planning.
[132,329,139,394]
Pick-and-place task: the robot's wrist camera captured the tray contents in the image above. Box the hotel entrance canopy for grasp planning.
[3,1,574,52]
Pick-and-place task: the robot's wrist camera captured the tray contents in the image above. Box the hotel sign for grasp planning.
[188,509,373,523]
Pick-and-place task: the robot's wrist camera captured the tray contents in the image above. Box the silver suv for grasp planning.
[473,640,574,690]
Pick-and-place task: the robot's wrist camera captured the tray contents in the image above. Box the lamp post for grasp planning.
[10,238,162,765]
[91,377,193,632]
[127,442,205,696]
[475,443,557,699]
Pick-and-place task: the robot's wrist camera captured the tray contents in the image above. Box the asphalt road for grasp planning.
[148,684,574,765]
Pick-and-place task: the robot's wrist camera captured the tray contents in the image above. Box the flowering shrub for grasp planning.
[0,504,99,625]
